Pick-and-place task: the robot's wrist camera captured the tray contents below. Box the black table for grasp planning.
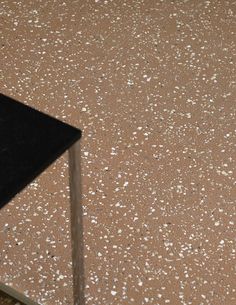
[0,93,84,305]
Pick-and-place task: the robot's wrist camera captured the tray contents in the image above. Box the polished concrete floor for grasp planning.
[0,0,235,305]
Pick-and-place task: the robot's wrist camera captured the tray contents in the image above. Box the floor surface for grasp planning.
[0,0,235,304]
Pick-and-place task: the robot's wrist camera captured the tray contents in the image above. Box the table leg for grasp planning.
[68,140,85,305]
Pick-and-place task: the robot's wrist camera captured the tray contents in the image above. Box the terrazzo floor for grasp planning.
[0,0,235,305]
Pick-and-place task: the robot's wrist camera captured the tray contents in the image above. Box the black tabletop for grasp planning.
[0,93,82,209]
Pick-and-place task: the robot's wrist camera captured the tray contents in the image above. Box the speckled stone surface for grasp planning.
[0,0,235,305]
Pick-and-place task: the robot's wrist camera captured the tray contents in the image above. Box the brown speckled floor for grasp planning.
[0,0,236,305]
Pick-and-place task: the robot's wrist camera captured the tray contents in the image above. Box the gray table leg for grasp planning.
[68,140,85,305]
[0,142,84,305]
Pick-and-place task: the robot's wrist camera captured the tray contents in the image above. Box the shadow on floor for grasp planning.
[0,290,24,305]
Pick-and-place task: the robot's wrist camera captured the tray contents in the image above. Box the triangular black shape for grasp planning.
[0,93,82,209]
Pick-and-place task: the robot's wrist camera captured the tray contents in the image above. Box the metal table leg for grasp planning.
[68,140,85,305]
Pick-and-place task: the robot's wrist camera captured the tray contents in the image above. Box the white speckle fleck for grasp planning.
[127,79,134,86]
[221,170,228,176]
[138,279,143,286]
[186,113,192,118]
